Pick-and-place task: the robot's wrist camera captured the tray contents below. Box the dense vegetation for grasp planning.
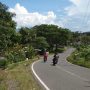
[0,2,90,69]
[0,2,71,68]
[67,45,90,68]
[0,2,90,90]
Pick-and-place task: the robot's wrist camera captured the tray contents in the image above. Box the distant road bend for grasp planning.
[32,48,90,90]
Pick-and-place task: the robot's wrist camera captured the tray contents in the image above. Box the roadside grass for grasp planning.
[0,58,42,90]
[0,69,7,90]
[67,51,90,68]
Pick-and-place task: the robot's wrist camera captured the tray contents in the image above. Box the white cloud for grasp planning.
[63,0,90,32]
[9,3,63,28]
[65,0,90,16]
[9,3,28,14]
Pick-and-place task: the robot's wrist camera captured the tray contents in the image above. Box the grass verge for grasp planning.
[67,50,90,68]
[0,58,42,90]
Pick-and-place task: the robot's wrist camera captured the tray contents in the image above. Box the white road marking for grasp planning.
[31,60,50,90]
[56,65,88,81]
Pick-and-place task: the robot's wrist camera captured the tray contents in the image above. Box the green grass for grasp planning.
[0,69,7,90]
[0,58,42,90]
[67,51,90,68]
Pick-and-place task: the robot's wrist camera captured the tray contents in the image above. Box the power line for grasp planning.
[79,0,90,31]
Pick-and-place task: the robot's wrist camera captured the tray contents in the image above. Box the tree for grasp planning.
[71,31,81,46]
[19,27,36,45]
[81,35,90,45]
[33,37,49,49]
[33,24,71,51]
[0,2,16,52]
[10,33,21,46]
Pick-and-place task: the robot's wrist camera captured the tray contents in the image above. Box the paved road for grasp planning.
[32,48,90,90]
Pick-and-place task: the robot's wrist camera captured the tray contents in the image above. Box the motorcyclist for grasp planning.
[53,52,59,65]
[43,51,48,62]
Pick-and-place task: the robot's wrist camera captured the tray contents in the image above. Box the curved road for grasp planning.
[32,48,90,90]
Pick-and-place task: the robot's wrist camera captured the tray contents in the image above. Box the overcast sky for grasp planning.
[0,0,90,32]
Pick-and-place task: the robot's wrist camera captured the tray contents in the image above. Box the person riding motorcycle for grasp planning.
[53,53,59,65]
[43,51,48,62]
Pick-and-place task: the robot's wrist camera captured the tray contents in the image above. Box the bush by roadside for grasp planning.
[57,47,66,53]
[67,45,90,68]
[0,45,35,69]
[0,59,7,69]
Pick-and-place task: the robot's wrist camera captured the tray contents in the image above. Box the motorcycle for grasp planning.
[44,56,47,62]
[52,54,59,66]
[52,58,58,65]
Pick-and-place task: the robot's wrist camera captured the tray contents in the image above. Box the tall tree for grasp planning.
[33,24,71,51]
[81,35,90,45]
[19,27,36,45]
[33,37,49,49]
[0,2,16,52]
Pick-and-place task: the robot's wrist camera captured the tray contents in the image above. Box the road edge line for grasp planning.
[31,60,50,90]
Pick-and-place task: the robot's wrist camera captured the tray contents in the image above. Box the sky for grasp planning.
[0,0,90,32]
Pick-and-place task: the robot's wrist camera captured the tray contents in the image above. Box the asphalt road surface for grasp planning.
[32,48,90,90]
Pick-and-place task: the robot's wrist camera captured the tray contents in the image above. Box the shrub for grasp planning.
[25,46,35,59]
[0,59,7,69]
[12,50,26,63]
[4,45,35,66]
[5,49,26,63]
[5,52,14,63]
[57,48,65,53]
[67,45,90,68]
